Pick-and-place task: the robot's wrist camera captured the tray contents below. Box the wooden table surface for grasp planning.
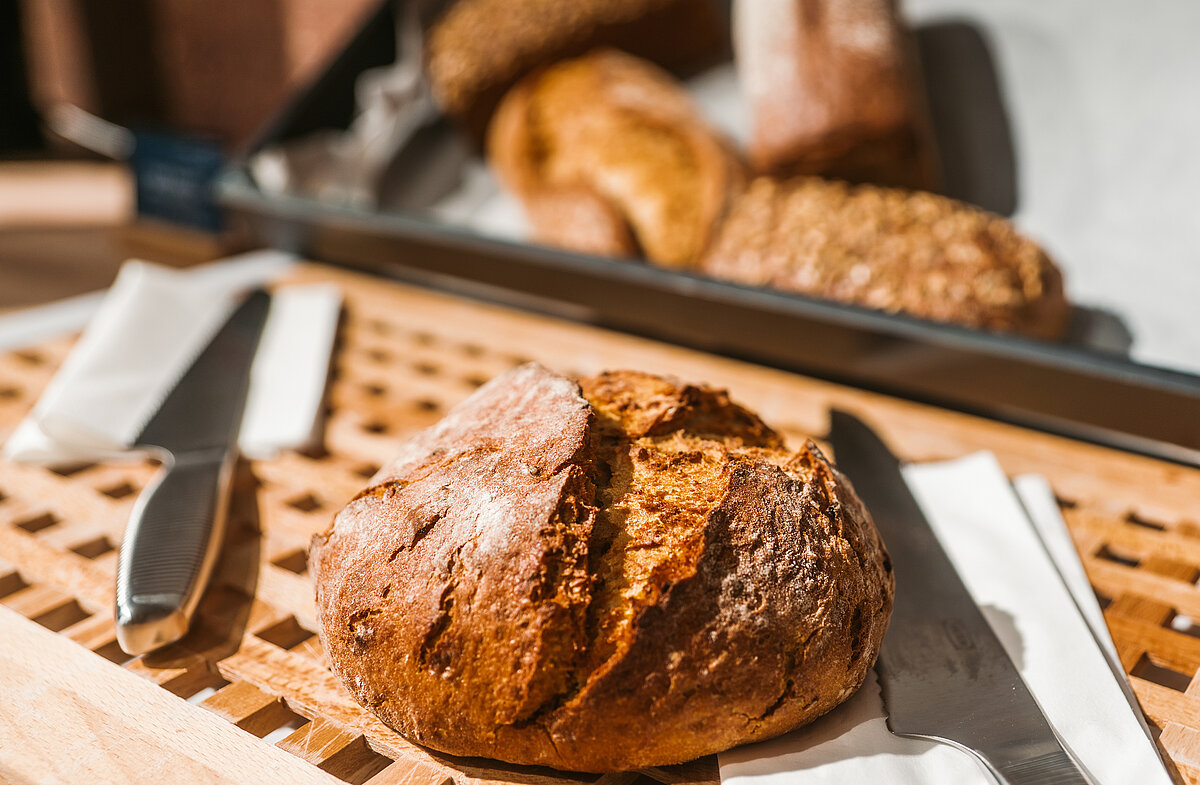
[1,261,1198,784]
[2,162,1197,783]
[0,160,220,312]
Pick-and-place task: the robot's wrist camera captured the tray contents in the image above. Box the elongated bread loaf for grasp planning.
[311,364,893,771]
[700,176,1070,338]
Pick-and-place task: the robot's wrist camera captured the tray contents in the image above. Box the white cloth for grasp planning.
[2,256,341,463]
[0,249,297,355]
[719,452,1170,784]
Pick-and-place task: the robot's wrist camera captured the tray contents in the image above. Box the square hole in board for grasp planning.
[49,462,97,478]
[272,549,309,575]
[354,463,380,479]
[32,599,90,632]
[185,683,225,706]
[286,493,324,513]
[93,639,136,666]
[1176,521,1200,540]
[71,536,116,559]
[299,443,331,461]
[1094,544,1142,569]
[166,670,230,701]
[226,692,308,740]
[99,481,137,500]
[1166,611,1200,639]
[1131,653,1194,692]
[262,712,310,745]
[319,736,394,785]
[0,570,30,600]
[196,686,309,739]
[15,512,60,534]
[365,348,391,364]
[1125,511,1167,531]
[1054,495,1078,510]
[257,615,316,650]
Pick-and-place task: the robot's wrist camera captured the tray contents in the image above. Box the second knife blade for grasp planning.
[828,410,1095,785]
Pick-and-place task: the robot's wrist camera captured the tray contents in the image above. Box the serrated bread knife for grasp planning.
[828,410,1098,785]
[115,290,270,655]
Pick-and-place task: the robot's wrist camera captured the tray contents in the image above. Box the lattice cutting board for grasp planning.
[1,262,1198,784]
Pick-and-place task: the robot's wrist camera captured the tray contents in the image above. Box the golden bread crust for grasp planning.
[487,50,745,268]
[313,364,893,771]
[700,176,1070,338]
[427,0,723,137]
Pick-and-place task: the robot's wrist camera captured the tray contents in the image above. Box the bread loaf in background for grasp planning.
[426,0,724,139]
[478,31,1067,339]
[487,49,746,268]
[700,176,1070,338]
[311,364,894,771]
[734,0,939,190]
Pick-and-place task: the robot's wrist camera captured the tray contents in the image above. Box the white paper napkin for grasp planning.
[2,258,341,464]
[719,452,1170,784]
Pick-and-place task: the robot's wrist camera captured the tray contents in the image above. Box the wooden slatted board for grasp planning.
[1,262,1198,784]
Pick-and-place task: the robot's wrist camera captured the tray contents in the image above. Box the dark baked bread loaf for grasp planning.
[426,0,724,138]
[487,49,745,267]
[699,176,1070,338]
[733,0,939,190]
[311,364,893,771]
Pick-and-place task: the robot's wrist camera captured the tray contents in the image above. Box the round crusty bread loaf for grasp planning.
[310,364,893,771]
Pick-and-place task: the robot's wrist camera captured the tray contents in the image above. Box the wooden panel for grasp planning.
[0,262,1195,783]
[0,607,342,785]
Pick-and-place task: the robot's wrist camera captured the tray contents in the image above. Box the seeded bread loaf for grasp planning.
[700,176,1071,338]
[426,0,724,138]
[487,49,745,267]
[734,0,939,190]
[311,363,893,771]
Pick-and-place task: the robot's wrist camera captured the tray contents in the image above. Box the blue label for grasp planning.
[130,131,225,233]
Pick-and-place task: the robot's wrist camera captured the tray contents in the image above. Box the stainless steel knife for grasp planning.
[828,410,1098,785]
[115,290,270,655]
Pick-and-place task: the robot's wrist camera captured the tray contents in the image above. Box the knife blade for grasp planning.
[828,410,1098,785]
[115,290,270,655]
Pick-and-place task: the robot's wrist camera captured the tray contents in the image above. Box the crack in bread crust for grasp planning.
[311,364,894,771]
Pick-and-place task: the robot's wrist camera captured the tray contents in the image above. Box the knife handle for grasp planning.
[115,446,235,655]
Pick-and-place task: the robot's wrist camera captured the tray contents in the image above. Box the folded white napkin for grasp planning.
[719,452,1170,784]
[3,258,341,464]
